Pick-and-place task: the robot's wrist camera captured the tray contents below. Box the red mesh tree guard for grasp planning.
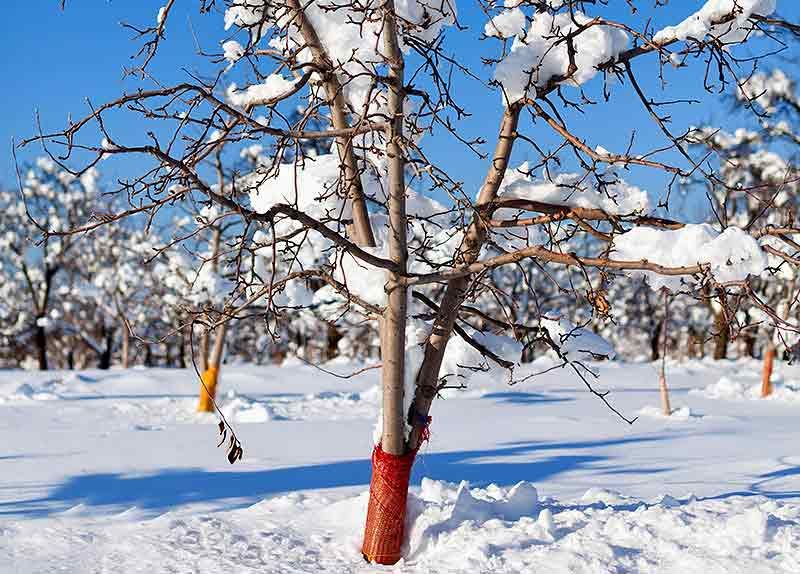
[361,444,417,564]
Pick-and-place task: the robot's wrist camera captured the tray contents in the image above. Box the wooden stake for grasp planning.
[761,345,775,398]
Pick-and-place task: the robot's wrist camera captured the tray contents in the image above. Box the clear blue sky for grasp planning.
[2,1,798,217]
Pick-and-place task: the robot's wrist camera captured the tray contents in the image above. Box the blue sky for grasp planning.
[2,1,798,218]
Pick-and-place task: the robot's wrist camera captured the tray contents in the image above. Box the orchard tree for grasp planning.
[24,0,800,564]
[0,158,102,370]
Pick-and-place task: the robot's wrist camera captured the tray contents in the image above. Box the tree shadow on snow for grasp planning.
[479,391,573,406]
[0,435,672,517]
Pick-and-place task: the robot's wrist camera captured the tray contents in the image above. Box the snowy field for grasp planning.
[1,358,799,573]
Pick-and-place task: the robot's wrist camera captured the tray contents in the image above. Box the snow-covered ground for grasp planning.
[1,358,799,572]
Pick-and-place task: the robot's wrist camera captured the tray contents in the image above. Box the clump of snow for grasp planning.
[494,11,628,103]
[247,153,352,220]
[637,405,698,421]
[218,389,279,423]
[222,40,245,64]
[612,224,767,291]
[223,0,456,112]
[484,8,526,39]
[497,164,650,215]
[579,487,633,506]
[226,74,299,108]
[653,0,776,45]
[333,246,389,308]
[694,376,800,402]
[540,316,616,361]
[440,328,524,381]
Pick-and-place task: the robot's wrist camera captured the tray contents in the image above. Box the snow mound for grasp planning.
[219,390,282,423]
[694,376,800,402]
[213,386,381,424]
[311,479,800,572]
[579,487,634,506]
[637,405,700,421]
[11,382,59,401]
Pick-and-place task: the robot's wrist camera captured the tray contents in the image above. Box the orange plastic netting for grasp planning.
[361,444,417,565]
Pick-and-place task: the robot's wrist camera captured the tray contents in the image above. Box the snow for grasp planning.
[222,40,245,64]
[653,0,777,45]
[222,0,457,112]
[540,315,616,361]
[494,11,628,103]
[2,359,800,571]
[484,8,526,39]
[637,405,699,421]
[226,74,299,108]
[694,375,800,402]
[247,153,353,220]
[612,223,768,291]
[497,164,650,215]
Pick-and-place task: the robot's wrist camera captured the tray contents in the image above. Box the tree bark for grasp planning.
[120,320,130,369]
[378,2,408,456]
[712,310,729,360]
[35,318,48,371]
[98,325,114,370]
[650,318,663,362]
[198,328,210,372]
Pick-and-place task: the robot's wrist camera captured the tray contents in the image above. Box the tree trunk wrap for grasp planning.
[361,445,417,565]
[197,367,219,412]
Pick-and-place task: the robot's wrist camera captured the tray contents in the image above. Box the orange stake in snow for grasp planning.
[197,366,219,412]
[761,346,775,398]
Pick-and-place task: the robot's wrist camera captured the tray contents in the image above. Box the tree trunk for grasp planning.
[658,374,672,415]
[650,319,663,361]
[658,290,672,416]
[178,327,187,369]
[713,311,729,360]
[362,106,521,564]
[98,326,114,370]
[761,344,776,398]
[326,324,343,361]
[198,328,210,373]
[35,318,48,371]
[120,321,130,369]
[362,4,411,563]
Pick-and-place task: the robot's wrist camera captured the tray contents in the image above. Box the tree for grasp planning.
[24,0,800,564]
[0,159,102,369]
